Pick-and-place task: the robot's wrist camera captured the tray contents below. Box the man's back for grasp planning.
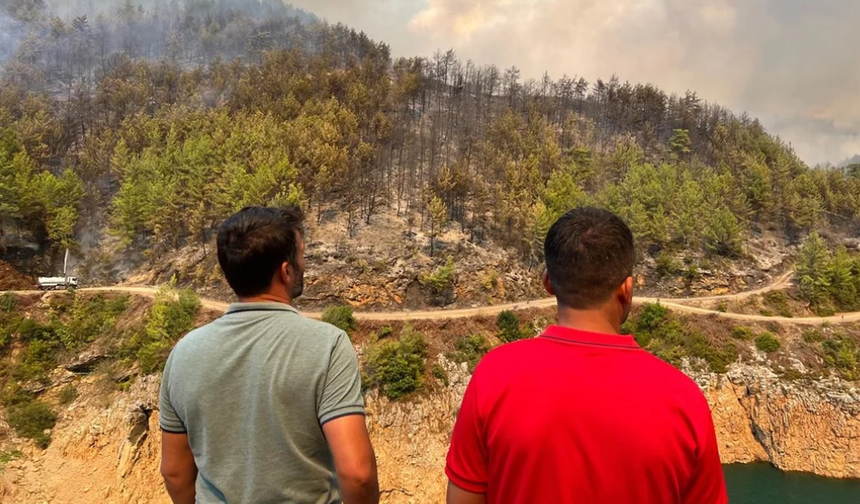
[446,325,726,504]
[159,302,364,504]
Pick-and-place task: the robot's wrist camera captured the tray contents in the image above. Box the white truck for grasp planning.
[38,276,78,290]
[38,249,78,290]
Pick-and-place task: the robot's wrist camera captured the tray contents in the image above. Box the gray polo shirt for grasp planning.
[159,302,365,504]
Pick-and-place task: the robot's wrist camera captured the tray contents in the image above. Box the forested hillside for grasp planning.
[1,0,858,282]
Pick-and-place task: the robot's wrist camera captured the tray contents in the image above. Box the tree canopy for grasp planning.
[0,1,857,264]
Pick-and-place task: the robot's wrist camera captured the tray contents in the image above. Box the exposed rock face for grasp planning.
[63,351,110,373]
[3,361,858,503]
[365,357,470,503]
[693,365,860,479]
[0,375,168,504]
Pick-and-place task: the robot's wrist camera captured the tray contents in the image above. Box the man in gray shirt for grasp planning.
[159,206,379,504]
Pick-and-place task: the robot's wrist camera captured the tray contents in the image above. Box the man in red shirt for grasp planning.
[446,207,727,504]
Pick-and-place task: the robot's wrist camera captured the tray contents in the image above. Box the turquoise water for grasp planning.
[724,464,860,503]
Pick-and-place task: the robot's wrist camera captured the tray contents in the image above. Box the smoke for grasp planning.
[0,11,26,63]
[288,0,860,166]
[0,0,318,65]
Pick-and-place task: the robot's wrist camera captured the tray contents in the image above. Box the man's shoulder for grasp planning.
[173,312,346,352]
[634,350,711,405]
[475,338,543,371]
[171,321,216,352]
[477,337,705,394]
[286,312,348,340]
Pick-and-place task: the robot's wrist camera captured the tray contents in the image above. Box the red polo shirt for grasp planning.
[446,325,727,504]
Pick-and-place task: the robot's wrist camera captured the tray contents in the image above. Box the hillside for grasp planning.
[0,290,859,502]
[0,1,858,309]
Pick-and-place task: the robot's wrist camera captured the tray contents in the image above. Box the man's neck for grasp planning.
[239,293,292,305]
[556,305,621,336]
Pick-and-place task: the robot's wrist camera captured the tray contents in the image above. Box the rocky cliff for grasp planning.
[1,360,858,503]
[698,365,860,479]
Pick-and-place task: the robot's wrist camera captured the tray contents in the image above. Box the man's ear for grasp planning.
[617,276,635,324]
[617,276,634,306]
[278,261,291,288]
[542,270,555,296]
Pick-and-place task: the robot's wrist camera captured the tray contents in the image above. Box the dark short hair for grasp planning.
[216,206,304,298]
[544,207,635,309]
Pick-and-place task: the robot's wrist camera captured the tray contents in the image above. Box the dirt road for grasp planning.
[4,271,859,325]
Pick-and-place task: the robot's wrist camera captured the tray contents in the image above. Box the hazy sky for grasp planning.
[288,0,860,166]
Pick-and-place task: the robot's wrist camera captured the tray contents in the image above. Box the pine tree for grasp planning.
[669,128,692,163]
[524,201,554,263]
[428,195,447,257]
[674,175,704,246]
[791,173,823,231]
[702,206,743,257]
[796,232,833,310]
[543,167,590,219]
[828,246,858,311]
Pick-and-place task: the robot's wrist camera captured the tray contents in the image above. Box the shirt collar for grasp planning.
[540,325,640,349]
[226,302,300,315]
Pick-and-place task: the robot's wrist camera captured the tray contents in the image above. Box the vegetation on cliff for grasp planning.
[0,288,198,447]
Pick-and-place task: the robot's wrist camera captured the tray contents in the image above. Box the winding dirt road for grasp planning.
[5,270,860,325]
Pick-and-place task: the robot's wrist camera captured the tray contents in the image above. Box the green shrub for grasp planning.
[367,328,428,400]
[6,400,57,448]
[0,449,22,467]
[481,269,500,291]
[620,320,634,336]
[448,335,490,372]
[654,346,685,367]
[432,365,449,386]
[780,369,806,381]
[755,332,781,353]
[802,330,824,344]
[322,306,356,334]
[122,285,200,374]
[716,302,728,313]
[689,335,738,373]
[420,257,456,294]
[0,381,34,407]
[58,294,129,351]
[731,326,753,341]
[636,303,670,333]
[47,292,75,314]
[629,303,672,347]
[0,293,17,312]
[14,325,63,380]
[359,371,372,394]
[629,303,736,372]
[16,319,58,344]
[763,291,793,318]
[376,325,393,339]
[12,339,60,380]
[496,311,527,343]
[0,313,21,351]
[58,384,78,406]
[821,335,858,380]
[655,253,679,277]
[683,265,701,282]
